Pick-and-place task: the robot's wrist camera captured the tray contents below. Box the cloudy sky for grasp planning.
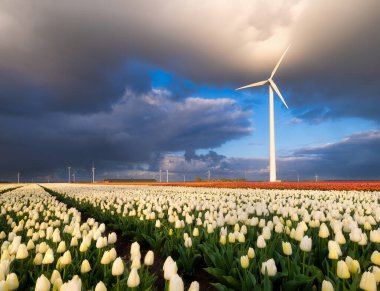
[1,0,380,182]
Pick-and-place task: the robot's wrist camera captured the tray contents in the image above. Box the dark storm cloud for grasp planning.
[1,0,379,119]
[162,130,380,181]
[288,130,380,180]
[0,89,251,181]
[1,0,380,180]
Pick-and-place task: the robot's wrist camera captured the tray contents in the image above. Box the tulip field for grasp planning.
[1,184,380,290]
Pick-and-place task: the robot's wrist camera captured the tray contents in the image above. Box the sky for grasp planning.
[1,0,380,182]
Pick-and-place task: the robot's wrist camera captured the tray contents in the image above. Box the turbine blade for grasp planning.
[269,79,289,109]
[236,80,267,90]
[270,44,291,79]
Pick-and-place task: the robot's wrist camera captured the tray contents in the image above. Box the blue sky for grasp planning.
[0,0,379,182]
[151,67,376,159]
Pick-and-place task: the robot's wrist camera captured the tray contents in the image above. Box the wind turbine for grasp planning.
[91,162,95,183]
[236,45,291,182]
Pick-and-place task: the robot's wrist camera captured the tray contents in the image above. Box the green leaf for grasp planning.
[211,283,235,291]
[262,275,273,291]
[204,267,227,280]
[222,275,241,290]
[282,274,314,291]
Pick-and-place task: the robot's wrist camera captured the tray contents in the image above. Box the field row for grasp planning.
[0,185,194,290]
[94,181,380,191]
[39,184,380,290]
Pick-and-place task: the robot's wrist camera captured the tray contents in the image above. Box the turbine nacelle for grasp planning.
[236,44,291,109]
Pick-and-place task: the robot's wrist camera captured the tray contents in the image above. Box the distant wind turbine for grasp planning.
[92,162,96,183]
[236,45,291,182]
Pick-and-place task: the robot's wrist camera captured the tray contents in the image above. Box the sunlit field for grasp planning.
[0,184,379,290]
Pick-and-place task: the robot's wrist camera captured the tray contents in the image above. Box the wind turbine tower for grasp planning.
[237,45,291,182]
[68,167,71,183]
[92,162,95,183]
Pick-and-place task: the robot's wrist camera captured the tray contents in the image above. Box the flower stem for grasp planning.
[302,252,306,274]
[287,256,291,276]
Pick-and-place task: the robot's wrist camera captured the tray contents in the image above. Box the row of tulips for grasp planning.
[43,183,380,290]
[0,185,198,290]
[0,185,20,195]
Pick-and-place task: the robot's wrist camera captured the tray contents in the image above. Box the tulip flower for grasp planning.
[300,236,312,252]
[60,250,72,266]
[144,250,154,266]
[109,248,117,261]
[319,223,330,239]
[369,266,380,283]
[112,257,124,276]
[57,241,66,253]
[261,259,277,276]
[163,257,178,281]
[15,243,28,260]
[247,247,255,259]
[240,255,249,269]
[81,259,91,273]
[101,251,111,265]
[59,275,82,291]
[95,281,107,291]
[282,241,292,256]
[35,274,51,291]
[237,232,245,243]
[360,272,377,291]
[188,281,200,291]
[257,235,266,249]
[219,235,226,245]
[335,231,346,245]
[52,276,62,290]
[5,273,19,290]
[337,260,350,279]
[169,274,184,291]
[70,237,78,247]
[96,237,105,249]
[26,239,35,250]
[371,251,380,266]
[34,253,43,265]
[321,280,334,291]
[127,267,140,288]
[370,230,380,243]
[349,227,362,243]
[328,246,339,260]
[184,237,192,248]
[108,232,117,244]
[42,248,54,265]
[130,242,141,259]
[228,233,235,244]
[79,241,89,253]
[131,256,141,269]
[50,270,61,284]
[348,259,360,274]
[262,226,271,240]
